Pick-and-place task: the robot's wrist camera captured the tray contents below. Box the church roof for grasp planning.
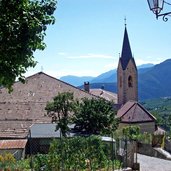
[120,27,136,70]
[117,101,156,123]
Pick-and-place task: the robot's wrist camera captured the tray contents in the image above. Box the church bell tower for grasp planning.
[117,25,138,105]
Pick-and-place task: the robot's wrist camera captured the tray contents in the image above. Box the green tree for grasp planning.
[152,111,164,128]
[122,126,140,141]
[167,114,171,136]
[45,92,75,137]
[0,0,57,90]
[73,98,119,135]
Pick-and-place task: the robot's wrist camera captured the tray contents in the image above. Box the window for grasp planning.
[128,75,133,87]
[120,76,122,88]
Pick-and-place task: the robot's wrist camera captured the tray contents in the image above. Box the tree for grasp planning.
[122,126,140,141]
[73,98,119,135]
[0,0,57,90]
[45,92,75,137]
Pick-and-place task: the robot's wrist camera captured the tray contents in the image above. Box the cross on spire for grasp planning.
[124,17,127,27]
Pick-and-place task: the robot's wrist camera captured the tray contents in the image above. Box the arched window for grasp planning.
[128,75,133,87]
[120,76,122,88]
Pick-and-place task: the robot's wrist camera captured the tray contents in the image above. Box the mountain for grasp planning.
[87,59,171,100]
[137,63,154,69]
[60,59,171,100]
[60,64,154,86]
[138,67,153,74]
[138,59,171,100]
[60,75,94,86]
[90,64,154,83]
[138,63,154,74]
[91,69,116,83]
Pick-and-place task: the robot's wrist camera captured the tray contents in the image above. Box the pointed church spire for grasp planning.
[120,25,133,70]
[117,24,138,105]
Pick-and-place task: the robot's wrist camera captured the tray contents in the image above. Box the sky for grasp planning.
[26,0,171,79]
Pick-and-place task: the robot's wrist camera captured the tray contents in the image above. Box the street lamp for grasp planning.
[147,0,171,21]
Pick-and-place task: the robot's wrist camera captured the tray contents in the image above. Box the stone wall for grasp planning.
[138,142,169,159]
[165,139,171,153]
[118,139,136,168]
[117,59,138,105]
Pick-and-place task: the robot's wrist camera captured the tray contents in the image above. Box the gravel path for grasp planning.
[137,154,171,171]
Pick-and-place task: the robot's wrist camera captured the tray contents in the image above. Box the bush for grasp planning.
[15,159,31,170]
[33,136,122,170]
[0,153,16,170]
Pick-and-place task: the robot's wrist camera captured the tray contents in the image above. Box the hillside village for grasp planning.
[0,23,171,170]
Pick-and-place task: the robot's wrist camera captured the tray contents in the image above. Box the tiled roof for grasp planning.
[0,72,96,138]
[30,123,62,138]
[30,123,116,143]
[117,101,156,123]
[30,123,76,138]
[0,139,27,149]
[90,89,117,103]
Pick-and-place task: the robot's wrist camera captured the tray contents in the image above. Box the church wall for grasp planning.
[117,59,138,105]
[124,60,138,102]
[118,122,156,134]
[117,62,125,104]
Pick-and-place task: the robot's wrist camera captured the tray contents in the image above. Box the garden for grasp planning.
[0,136,122,171]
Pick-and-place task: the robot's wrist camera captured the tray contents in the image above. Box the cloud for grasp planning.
[104,63,118,70]
[135,58,160,66]
[58,52,67,56]
[67,53,114,59]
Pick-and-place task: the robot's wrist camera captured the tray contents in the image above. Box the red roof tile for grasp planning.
[0,139,27,149]
[90,89,117,103]
[0,72,96,138]
[117,101,156,123]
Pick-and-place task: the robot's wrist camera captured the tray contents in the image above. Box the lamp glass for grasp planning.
[147,0,164,14]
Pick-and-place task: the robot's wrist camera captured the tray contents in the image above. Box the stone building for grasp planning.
[0,72,96,139]
[117,101,156,133]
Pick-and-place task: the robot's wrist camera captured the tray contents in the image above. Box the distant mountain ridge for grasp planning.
[138,59,171,100]
[60,75,94,87]
[60,59,171,100]
[60,63,154,86]
[91,69,116,83]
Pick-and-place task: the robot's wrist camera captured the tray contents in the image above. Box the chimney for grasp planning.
[84,82,90,92]
[101,84,105,90]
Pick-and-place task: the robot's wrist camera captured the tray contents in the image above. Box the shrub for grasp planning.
[33,136,121,170]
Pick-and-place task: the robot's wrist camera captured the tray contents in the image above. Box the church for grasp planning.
[84,24,158,134]
[116,25,157,134]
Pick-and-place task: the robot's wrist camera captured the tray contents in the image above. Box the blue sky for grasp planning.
[26,0,171,78]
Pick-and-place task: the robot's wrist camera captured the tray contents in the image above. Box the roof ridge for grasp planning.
[118,101,135,118]
[137,102,156,120]
[0,72,99,100]
[26,72,99,99]
[123,101,136,117]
